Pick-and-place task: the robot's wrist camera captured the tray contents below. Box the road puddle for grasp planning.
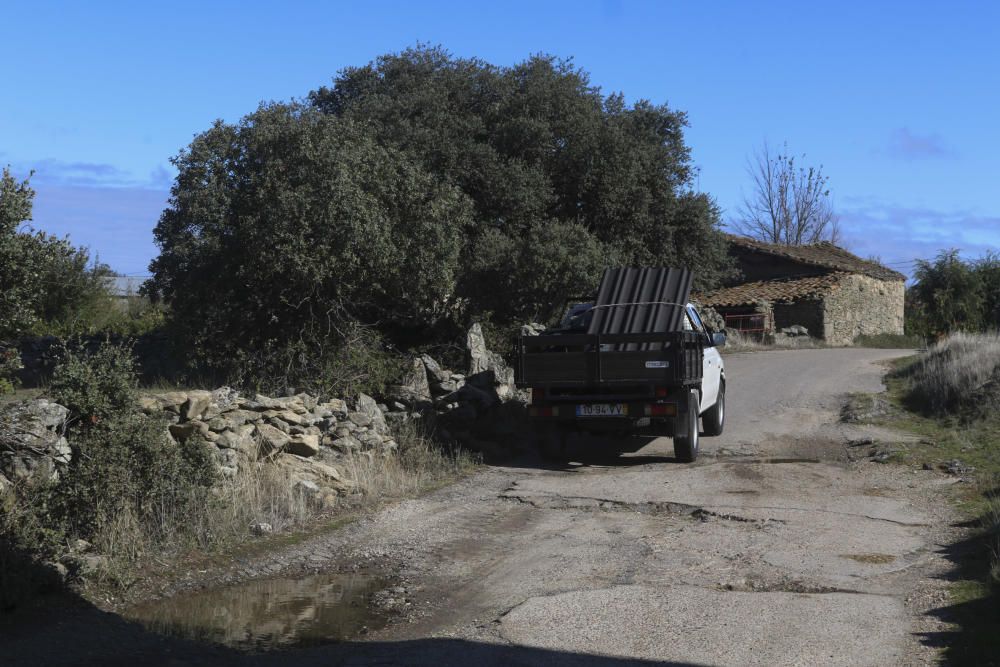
[126,572,389,651]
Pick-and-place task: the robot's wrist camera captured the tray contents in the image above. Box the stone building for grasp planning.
[697,235,905,346]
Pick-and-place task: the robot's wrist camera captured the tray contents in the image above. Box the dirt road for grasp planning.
[6,348,960,666]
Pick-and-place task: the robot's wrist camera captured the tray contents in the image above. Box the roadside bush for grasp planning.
[0,347,22,395]
[908,250,1000,338]
[896,332,1000,417]
[464,221,609,325]
[222,318,407,399]
[49,342,138,423]
[0,342,217,605]
[51,412,216,559]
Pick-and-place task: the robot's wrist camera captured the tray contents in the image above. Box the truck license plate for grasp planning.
[576,403,627,417]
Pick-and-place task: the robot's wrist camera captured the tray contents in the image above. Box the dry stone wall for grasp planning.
[0,324,523,499]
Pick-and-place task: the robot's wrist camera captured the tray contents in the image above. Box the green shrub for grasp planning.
[227,319,407,399]
[1,341,218,606]
[49,342,138,423]
[0,347,21,395]
[50,412,216,557]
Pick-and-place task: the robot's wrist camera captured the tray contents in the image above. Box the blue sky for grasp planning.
[1,1,997,276]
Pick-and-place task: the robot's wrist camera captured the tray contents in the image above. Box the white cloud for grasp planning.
[839,203,999,276]
[886,127,953,160]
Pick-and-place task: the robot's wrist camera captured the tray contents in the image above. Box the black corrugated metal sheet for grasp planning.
[587,267,692,335]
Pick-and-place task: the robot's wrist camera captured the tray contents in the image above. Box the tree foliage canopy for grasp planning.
[149,46,733,384]
[909,250,1000,337]
[0,167,111,340]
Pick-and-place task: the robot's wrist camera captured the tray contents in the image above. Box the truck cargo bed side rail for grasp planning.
[517,331,703,386]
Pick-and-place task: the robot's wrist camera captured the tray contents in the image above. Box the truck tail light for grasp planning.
[650,403,676,416]
[528,406,558,417]
[655,386,669,397]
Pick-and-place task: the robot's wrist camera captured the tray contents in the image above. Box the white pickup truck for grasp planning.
[517,295,726,462]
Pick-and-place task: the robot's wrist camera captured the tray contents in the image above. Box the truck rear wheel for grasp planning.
[702,381,725,437]
[673,390,700,462]
[537,427,568,461]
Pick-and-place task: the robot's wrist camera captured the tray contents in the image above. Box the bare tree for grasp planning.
[734,142,840,246]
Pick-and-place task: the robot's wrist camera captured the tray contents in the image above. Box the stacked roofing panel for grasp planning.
[587,267,692,335]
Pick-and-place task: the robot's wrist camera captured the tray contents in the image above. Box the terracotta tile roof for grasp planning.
[726,235,906,281]
[695,273,847,307]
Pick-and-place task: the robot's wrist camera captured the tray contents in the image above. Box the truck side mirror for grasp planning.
[710,332,727,347]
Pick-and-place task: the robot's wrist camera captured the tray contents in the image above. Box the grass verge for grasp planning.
[856,343,1000,664]
[721,330,825,354]
[853,333,927,349]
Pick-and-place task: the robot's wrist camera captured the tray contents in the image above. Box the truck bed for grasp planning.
[516,330,704,388]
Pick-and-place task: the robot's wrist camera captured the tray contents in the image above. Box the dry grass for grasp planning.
[126,421,477,568]
[343,421,478,500]
[897,331,1000,415]
[982,480,1000,589]
[722,330,824,353]
[1,419,479,604]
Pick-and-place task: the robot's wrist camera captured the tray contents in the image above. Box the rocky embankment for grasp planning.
[0,324,523,502]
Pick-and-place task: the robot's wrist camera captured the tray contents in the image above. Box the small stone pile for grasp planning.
[386,325,517,413]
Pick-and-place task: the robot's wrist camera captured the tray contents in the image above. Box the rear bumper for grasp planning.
[527,393,699,438]
[527,401,678,419]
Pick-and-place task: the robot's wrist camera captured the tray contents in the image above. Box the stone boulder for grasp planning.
[22,399,69,429]
[466,323,516,401]
[151,391,189,414]
[520,322,546,337]
[181,390,214,421]
[255,423,289,459]
[388,358,433,407]
[0,400,73,483]
[286,434,320,457]
[318,398,348,419]
[421,354,449,385]
[781,325,809,337]
[169,421,209,442]
[356,393,389,434]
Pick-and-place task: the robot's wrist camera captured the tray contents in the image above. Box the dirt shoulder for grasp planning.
[3,347,966,666]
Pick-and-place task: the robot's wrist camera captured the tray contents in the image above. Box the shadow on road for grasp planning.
[4,604,707,667]
[255,637,706,666]
[916,517,1000,666]
[498,433,688,472]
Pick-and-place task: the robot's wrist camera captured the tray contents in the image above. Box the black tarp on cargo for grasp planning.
[586,267,692,335]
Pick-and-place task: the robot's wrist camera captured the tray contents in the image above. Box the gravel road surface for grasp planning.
[5,348,961,666]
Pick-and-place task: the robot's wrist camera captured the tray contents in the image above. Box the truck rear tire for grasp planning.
[673,390,700,462]
[538,427,568,461]
[702,381,725,437]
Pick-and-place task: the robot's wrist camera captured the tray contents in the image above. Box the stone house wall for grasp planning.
[821,274,905,346]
